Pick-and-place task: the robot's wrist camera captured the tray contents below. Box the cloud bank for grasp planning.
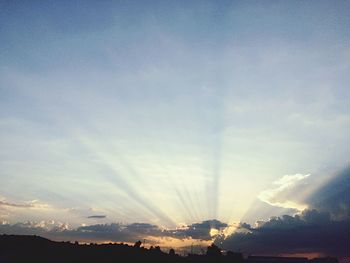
[0,219,227,245]
[1,168,350,260]
[217,209,350,260]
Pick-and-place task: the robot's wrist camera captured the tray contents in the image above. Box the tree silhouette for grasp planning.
[0,234,339,263]
[134,240,142,248]
[206,243,222,257]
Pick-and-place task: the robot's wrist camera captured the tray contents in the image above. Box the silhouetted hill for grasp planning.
[0,234,338,263]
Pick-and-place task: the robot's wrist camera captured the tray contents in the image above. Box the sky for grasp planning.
[1,0,350,260]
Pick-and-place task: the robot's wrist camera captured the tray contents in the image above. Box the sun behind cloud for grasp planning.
[258,174,311,211]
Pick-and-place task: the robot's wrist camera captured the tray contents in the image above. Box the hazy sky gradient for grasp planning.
[1,0,350,232]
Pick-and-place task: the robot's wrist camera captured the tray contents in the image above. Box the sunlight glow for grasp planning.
[209,228,219,237]
[258,174,311,211]
[221,224,238,238]
[1,1,350,253]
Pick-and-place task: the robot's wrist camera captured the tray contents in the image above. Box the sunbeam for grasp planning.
[1,2,350,260]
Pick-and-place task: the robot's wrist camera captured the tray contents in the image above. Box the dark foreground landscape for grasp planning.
[0,235,339,263]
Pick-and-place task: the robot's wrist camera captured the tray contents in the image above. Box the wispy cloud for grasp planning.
[0,198,50,210]
[0,200,34,208]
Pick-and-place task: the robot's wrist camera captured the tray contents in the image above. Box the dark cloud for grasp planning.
[0,222,46,236]
[78,223,121,233]
[0,221,68,236]
[0,222,141,243]
[87,215,106,219]
[217,209,350,259]
[158,219,228,241]
[0,219,227,244]
[125,223,162,236]
[241,199,299,224]
[178,219,227,240]
[308,166,350,220]
[237,222,253,231]
[218,167,350,261]
[66,223,167,243]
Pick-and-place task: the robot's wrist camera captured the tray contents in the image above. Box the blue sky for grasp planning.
[1,0,350,253]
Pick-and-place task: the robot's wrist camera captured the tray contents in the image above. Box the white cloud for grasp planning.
[0,196,51,210]
[258,174,310,211]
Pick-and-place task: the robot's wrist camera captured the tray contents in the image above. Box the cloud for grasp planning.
[0,219,227,244]
[125,223,162,236]
[0,220,69,236]
[45,222,161,243]
[0,200,34,208]
[158,219,228,241]
[258,174,310,211]
[218,209,350,260]
[0,198,50,210]
[307,166,350,220]
[178,219,227,240]
[237,222,253,231]
[87,215,107,219]
[0,221,158,244]
[223,167,350,261]
[3,212,348,260]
